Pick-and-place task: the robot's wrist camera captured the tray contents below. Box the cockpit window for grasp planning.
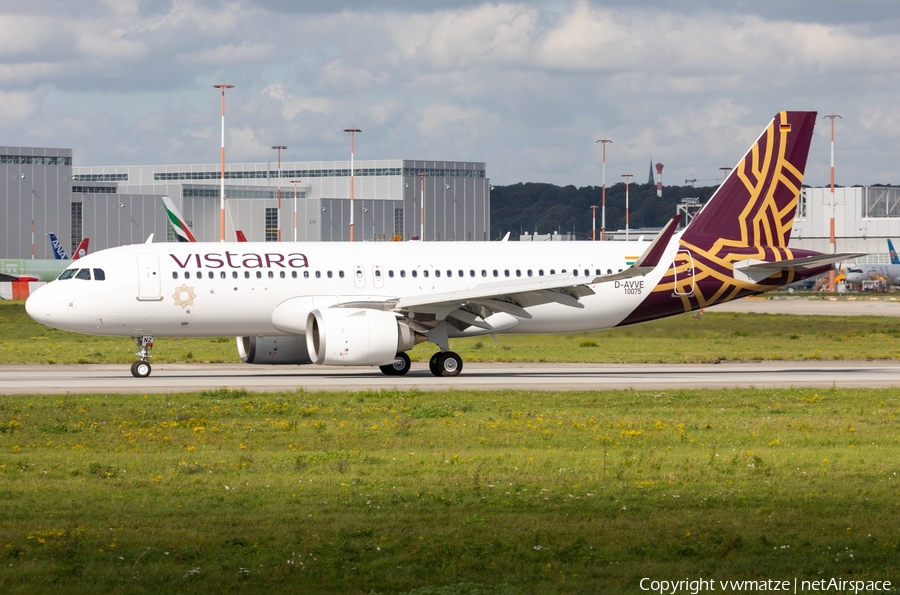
[75,269,91,280]
[58,269,77,280]
[93,269,106,281]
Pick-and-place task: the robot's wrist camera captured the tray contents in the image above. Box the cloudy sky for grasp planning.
[2,0,899,187]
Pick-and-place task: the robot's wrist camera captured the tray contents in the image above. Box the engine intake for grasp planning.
[306,308,418,366]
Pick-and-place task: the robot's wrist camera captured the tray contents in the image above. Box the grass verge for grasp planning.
[0,387,897,593]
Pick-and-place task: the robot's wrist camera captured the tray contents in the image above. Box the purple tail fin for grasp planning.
[682,111,816,249]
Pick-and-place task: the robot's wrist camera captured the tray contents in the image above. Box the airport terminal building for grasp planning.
[0,145,490,259]
[792,186,900,263]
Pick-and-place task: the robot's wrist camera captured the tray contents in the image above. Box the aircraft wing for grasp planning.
[337,217,682,332]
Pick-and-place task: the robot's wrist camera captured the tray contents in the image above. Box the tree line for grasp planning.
[490,181,718,240]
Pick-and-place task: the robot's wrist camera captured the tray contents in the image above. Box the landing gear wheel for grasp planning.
[435,351,463,377]
[380,352,411,376]
[131,360,151,378]
[131,335,154,379]
[429,352,442,376]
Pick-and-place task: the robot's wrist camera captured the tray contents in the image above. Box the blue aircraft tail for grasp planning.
[48,233,69,260]
[889,239,899,265]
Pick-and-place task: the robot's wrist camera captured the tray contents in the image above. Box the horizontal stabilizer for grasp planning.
[734,253,866,283]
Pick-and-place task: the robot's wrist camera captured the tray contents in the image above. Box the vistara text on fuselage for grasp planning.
[25,111,862,378]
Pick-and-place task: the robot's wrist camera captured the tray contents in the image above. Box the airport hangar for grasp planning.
[0,144,898,265]
[0,145,490,260]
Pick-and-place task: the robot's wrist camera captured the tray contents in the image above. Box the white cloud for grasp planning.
[262,84,333,119]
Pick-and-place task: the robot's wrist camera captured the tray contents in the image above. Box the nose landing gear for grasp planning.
[130,335,153,378]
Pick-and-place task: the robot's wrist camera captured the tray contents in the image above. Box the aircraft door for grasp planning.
[373,265,384,289]
[354,265,366,289]
[136,253,162,301]
[672,250,695,297]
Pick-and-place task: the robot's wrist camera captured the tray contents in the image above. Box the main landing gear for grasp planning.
[379,352,411,376]
[130,335,153,378]
[429,351,463,377]
[377,351,463,377]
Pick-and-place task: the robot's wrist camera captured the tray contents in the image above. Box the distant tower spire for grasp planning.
[648,160,654,185]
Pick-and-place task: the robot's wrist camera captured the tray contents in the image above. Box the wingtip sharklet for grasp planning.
[633,215,682,268]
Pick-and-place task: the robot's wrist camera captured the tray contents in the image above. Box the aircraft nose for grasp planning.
[25,284,56,323]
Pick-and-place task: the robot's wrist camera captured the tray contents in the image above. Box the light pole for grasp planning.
[596,138,612,240]
[213,83,234,242]
[417,172,426,241]
[621,173,633,241]
[290,179,302,242]
[271,145,287,241]
[21,173,40,259]
[590,205,598,241]
[344,128,361,241]
[824,113,842,292]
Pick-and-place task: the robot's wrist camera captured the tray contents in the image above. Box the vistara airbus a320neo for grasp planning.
[26,111,861,378]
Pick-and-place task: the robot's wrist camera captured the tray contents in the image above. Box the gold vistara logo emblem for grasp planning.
[172,284,196,309]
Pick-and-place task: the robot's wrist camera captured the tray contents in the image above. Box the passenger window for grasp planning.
[539,269,544,276]
[268,271,274,279]
[256,271,262,279]
[423,270,429,278]
[469,270,474,277]
[302,271,308,278]
[458,270,463,277]
[595,269,601,276]
[327,271,333,278]
[232,271,238,279]
[221,271,226,279]
[504,270,509,277]
[315,271,321,278]
[527,269,532,277]
[492,270,498,277]
[280,271,285,279]
[550,269,555,275]
[584,269,589,277]
[607,269,612,274]
[244,271,250,279]
[172,272,178,279]
[58,269,77,280]
[400,270,406,278]
[93,269,105,281]
[208,271,214,279]
[481,270,486,277]
[573,270,578,277]
[516,270,521,277]
[375,270,382,278]
[197,271,202,279]
[339,271,345,278]
[292,271,297,279]
[185,272,191,279]
[388,270,394,278]
[75,269,91,280]
[412,270,418,278]
[435,270,440,277]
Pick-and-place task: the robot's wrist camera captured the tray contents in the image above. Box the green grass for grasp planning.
[0,387,898,593]
[5,300,900,365]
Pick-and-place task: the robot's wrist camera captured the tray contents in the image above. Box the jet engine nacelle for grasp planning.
[237,335,312,365]
[306,308,417,366]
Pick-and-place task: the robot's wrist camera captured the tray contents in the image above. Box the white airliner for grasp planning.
[25,111,861,378]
